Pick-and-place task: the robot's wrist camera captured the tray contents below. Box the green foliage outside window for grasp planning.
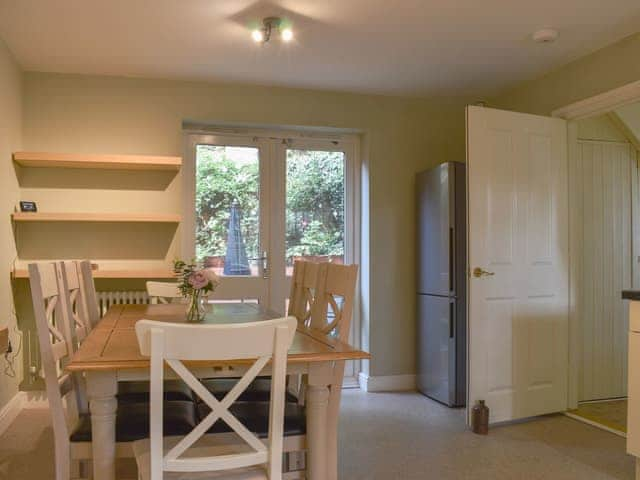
[195,146,259,260]
[195,145,344,265]
[285,149,344,260]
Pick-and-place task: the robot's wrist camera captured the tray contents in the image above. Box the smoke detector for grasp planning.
[532,28,559,44]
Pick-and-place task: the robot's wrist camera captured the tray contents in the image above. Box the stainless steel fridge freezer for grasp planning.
[416,162,466,407]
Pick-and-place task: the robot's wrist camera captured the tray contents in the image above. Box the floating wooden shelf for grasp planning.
[12,212,181,223]
[12,269,175,279]
[13,152,182,171]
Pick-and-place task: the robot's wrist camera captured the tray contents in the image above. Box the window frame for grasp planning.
[183,126,362,381]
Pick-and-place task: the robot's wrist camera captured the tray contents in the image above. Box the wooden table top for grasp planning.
[67,303,370,371]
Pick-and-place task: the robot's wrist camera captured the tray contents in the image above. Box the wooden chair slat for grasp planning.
[51,341,69,362]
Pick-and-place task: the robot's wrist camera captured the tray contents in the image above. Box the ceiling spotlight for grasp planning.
[251,29,264,43]
[281,28,293,42]
[251,17,292,44]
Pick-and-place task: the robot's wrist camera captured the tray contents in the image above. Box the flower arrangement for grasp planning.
[173,260,220,322]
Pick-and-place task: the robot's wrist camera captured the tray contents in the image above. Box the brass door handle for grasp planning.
[473,267,495,278]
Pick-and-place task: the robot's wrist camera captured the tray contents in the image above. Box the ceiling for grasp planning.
[0,0,639,97]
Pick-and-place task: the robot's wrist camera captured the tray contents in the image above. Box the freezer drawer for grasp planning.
[417,294,455,405]
[628,331,640,456]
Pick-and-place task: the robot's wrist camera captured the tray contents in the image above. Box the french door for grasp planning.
[183,134,272,305]
[183,132,360,375]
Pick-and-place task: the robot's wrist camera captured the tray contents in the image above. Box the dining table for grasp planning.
[66,302,370,480]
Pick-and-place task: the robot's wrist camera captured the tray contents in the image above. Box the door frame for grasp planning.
[182,125,364,384]
[552,79,640,409]
[278,136,362,385]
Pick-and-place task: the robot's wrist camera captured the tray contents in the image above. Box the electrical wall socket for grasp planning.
[0,326,8,355]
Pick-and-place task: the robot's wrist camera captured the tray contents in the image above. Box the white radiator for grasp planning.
[96,290,150,316]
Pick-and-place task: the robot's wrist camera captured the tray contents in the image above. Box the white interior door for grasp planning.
[467,106,569,423]
[572,140,635,401]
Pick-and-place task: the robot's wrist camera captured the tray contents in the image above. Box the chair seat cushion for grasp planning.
[201,378,298,403]
[70,400,198,443]
[117,380,194,403]
[133,436,269,480]
[197,402,306,438]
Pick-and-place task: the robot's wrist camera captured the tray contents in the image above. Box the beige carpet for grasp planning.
[569,400,628,434]
[0,390,634,480]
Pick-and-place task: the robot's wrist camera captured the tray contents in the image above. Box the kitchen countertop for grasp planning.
[622,290,640,301]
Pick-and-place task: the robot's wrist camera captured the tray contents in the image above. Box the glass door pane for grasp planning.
[285,149,346,275]
[195,145,261,278]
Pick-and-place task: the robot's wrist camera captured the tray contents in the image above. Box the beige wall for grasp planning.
[0,39,22,410]
[577,115,628,142]
[493,33,640,116]
[20,72,467,379]
[615,102,640,145]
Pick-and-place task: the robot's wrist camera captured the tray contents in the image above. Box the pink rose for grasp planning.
[188,270,209,290]
[203,268,220,288]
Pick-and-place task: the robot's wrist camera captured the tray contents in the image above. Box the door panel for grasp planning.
[467,106,568,423]
[573,141,634,401]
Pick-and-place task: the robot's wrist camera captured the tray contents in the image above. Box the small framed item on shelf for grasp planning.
[19,201,37,212]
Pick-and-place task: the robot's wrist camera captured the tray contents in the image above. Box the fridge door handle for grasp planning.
[449,227,455,293]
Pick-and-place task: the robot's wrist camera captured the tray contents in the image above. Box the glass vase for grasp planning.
[186,290,207,323]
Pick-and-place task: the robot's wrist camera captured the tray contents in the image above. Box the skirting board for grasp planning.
[358,373,416,392]
[0,392,24,436]
[0,391,49,436]
[22,390,49,409]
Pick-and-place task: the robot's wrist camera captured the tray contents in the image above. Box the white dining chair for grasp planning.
[29,262,90,480]
[31,262,200,480]
[309,262,358,476]
[201,261,319,405]
[76,260,101,330]
[284,262,358,475]
[287,260,321,328]
[146,281,183,304]
[132,316,297,480]
[57,261,92,347]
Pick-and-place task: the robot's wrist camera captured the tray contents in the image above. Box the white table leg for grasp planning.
[326,386,343,480]
[86,371,117,480]
[306,384,330,480]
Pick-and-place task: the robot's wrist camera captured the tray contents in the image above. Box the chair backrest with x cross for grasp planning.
[287,260,321,327]
[29,262,86,480]
[57,261,91,348]
[135,316,297,480]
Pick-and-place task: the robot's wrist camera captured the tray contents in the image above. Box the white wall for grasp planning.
[0,38,22,411]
